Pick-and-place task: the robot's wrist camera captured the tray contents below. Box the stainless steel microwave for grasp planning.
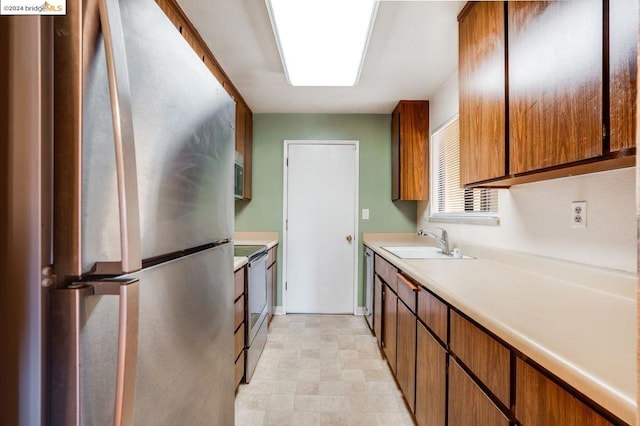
[235,152,244,199]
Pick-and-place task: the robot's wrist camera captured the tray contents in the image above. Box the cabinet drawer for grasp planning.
[234,294,244,331]
[397,272,419,313]
[375,254,397,291]
[450,311,510,407]
[449,359,509,426]
[234,267,245,301]
[417,288,447,343]
[234,323,245,360]
[235,350,245,389]
[515,358,614,425]
[267,246,277,267]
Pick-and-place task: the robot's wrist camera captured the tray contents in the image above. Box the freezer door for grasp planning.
[81,0,235,272]
[50,244,234,425]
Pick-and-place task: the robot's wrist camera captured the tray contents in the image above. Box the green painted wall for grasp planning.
[235,114,417,307]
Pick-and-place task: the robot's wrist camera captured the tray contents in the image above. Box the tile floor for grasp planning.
[235,315,416,426]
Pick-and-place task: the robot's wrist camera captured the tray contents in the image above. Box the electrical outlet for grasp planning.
[571,201,587,228]
[362,209,370,220]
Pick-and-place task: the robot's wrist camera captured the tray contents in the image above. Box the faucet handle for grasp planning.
[434,226,448,239]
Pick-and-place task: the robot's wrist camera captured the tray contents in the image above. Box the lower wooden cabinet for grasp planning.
[382,283,398,373]
[374,275,383,348]
[396,300,416,413]
[234,267,246,390]
[449,310,511,407]
[415,322,446,426]
[266,245,278,324]
[449,359,510,426]
[516,359,613,426]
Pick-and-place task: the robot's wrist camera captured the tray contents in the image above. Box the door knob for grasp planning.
[346,235,353,242]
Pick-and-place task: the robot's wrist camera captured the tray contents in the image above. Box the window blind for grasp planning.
[431,117,498,216]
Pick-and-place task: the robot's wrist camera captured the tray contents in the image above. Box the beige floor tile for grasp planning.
[235,315,413,426]
[296,381,320,395]
[318,381,344,395]
[294,394,320,411]
[267,393,294,411]
[264,410,292,426]
[319,412,349,426]
[291,411,320,426]
[235,409,265,426]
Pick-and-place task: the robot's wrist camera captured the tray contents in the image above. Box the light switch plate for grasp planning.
[571,201,587,228]
[362,209,370,220]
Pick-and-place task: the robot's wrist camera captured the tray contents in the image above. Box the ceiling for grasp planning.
[176,0,466,114]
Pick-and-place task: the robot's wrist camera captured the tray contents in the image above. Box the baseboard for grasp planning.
[274,306,284,315]
[355,307,365,315]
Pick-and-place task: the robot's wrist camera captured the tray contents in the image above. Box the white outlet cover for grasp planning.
[362,209,370,220]
[571,201,587,228]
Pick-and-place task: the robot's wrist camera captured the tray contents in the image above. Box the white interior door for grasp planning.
[285,141,358,314]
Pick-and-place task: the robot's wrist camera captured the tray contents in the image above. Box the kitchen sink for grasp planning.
[381,246,473,259]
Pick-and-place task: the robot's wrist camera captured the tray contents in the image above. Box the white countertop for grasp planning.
[234,256,247,271]
[234,231,279,250]
[363,233,637,424]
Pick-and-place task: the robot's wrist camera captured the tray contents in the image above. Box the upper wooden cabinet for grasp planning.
[610,0,638,153]
[508,0,603,174]
[458,1,507,185]
[235,101,253,200]
[391,101,429,201]
[459,0,636,188]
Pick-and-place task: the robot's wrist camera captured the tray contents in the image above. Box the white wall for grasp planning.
[418,72,638,273]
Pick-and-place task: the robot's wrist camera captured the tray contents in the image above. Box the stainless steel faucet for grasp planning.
[417,228,450,255]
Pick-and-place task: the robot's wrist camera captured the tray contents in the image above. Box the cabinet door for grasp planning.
[458,2,506,185]
[508,0,603,174]
[244,110,253,199]
[382,284,397,373]
[391,108,400,201]
[449,359,510,426]
[374,275,383,348]
[516,358,613,426]
[396,301,416,413]
[266,264,274,324]
[235,102,246,157]
[610,0,638,152]
[415,322,446,426]
[391,101,429,201]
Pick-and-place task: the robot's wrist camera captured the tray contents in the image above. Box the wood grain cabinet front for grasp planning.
[449,310,510,407]
[609,0,638,153]
[449,359,510,426]
[508,0,603,174]
[382,283,398,373]
[458,1,507,185]
[375,254,397,292]
[415,322,447,426]
[391,101,429,201]
[374,275,383,349]
[395,272,421,413]
[516,358,615,426]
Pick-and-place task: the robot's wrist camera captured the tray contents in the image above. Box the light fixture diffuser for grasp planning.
[265,0,379,87]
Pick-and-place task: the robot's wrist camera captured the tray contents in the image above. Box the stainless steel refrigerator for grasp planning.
[6,0,236,423]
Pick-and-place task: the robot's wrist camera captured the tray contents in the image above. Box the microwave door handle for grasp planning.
[93,0,142,275]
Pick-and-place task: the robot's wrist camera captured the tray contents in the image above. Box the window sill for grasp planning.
[428,214,500,226]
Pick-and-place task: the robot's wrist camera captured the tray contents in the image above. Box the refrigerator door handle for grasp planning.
[91,278,140,426]
[93,0,142,275]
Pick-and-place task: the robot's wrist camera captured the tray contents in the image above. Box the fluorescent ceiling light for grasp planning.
[266,0,379,87]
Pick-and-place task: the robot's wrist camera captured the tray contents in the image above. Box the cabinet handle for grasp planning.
[397,273,420,293]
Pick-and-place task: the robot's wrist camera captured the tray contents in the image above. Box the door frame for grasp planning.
[281,140,360,315]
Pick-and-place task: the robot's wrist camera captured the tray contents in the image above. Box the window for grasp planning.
[430,116,499,225]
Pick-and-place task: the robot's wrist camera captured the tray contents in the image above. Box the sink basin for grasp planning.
[381,246,472,259]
